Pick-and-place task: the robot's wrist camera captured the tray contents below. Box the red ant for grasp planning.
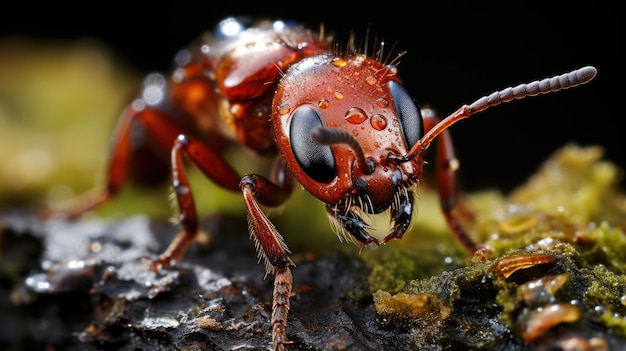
[48,17,597,350]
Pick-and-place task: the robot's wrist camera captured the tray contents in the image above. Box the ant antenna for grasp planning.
[392,66,597,163]
[312,127,375,175]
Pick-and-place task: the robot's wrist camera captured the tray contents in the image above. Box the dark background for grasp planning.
[1,3,622,192]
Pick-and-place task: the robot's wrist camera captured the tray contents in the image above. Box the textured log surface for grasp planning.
[1,213,414,351]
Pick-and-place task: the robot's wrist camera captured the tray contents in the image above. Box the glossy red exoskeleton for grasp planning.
[50,17,597,350]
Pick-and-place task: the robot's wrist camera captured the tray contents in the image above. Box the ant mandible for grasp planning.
[48,17,597,350]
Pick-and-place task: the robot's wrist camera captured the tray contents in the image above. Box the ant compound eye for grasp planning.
[389,81,423,149]
[290,106,336,183]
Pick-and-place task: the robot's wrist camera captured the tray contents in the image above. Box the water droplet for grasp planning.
[172,68,186,83]
[589,337,609,350]
[334,91,344,100]
[318,99,329,109]
[131,99,146,111]
[277,103,291,115]
[67,260,85,269]
[376,97,389,108]
[352,130,359,137]
[354,54,366,64]
[345,107,367,124]
[142,85,164,106]
[230,103,244,117]
[272,20,286,30]
[332,58,348,67]
[370,114,387,130]
[366,76,378,85]
[25,274,51,293]
[90,241,102,253]
[174,49,192,67]
[447,158,460,172]
[520,274,569,307]
[218,17,244,37]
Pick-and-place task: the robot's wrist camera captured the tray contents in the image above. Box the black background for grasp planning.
[2,3,622,192]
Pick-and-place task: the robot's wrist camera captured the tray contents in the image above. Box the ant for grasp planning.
[47,17,597,350]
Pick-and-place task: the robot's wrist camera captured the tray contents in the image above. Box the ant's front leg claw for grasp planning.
[141,254,177,274]
[144,230,195,273]
[273,338,294,351]
[471,245,493,263]
[41,187,111,221]
[272,327,294,351]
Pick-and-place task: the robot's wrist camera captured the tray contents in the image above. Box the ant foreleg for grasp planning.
[240,173,295,351]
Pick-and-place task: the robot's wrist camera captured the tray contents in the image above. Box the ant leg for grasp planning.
[153,133,241,270]
[43,106,137,219]
[423,109,480,253]
[45,65,224,220]
[239,172,295,351]
[46,105,190,219]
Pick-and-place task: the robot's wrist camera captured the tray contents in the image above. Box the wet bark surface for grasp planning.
[0,212,413,351]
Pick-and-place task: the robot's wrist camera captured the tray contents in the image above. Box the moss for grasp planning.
[373,290,449,320]
[371,145,626,348]
[582,264,626,336]
[579,222,626,274]
[506,144,626,227]
[362,191,469,295]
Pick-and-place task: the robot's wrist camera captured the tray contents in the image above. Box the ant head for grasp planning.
[272,53,426,247]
